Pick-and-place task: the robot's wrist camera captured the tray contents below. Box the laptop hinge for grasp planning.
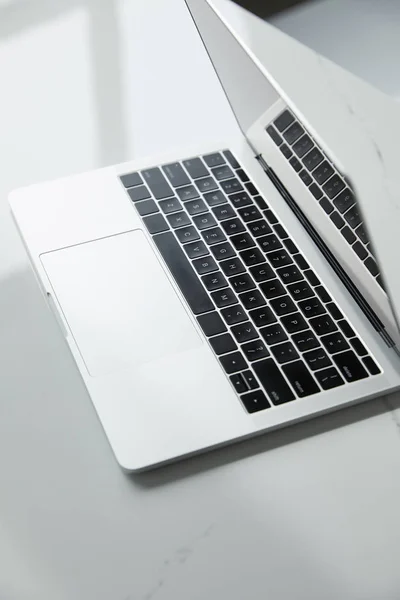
[254,152,397,352]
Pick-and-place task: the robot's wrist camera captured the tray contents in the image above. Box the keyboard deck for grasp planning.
[120,150,381,414]
[267,110,383,288]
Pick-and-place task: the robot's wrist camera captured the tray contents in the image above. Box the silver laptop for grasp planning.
[9,0,400,471]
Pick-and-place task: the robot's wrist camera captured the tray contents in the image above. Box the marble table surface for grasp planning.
[1,1,400,599]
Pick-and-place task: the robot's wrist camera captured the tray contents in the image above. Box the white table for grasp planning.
[1,1,400,598]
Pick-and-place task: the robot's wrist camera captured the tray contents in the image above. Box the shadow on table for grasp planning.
[135,391,400,488]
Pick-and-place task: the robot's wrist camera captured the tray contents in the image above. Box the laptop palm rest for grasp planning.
[40,230,202,377]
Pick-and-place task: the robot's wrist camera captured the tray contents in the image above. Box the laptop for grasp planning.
[9,0,400,471]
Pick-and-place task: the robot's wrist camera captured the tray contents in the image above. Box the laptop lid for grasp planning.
[190,0,400,338]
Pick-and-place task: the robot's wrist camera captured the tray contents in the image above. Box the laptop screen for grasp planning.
[231,0,400,99]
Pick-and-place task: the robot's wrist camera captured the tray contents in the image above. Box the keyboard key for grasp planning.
[260,323,288,345]
[238,205,262,223]
[230,273,256,293]
[321,331,350,354]
[323,174,345,199]
[304,269,320,286]
[211,288,238,308]
[221,218,246,236]
[289,156,302,172]
[184,240,209,259]
[280,144,292,159]
[283,121,304,145]
[231,322,258,343]
[303,147,324,171]
[210,333,237,355]
[313,161,334,185]
[240,290,266,310]
[236,168,250,183]
[355,223,368,244]
[326,303,343,321]
[176,185,199,202]
[223,150,240,169]
[167,211,190,229]
[136,199,159,216]
[264,209,279,225]
[352,241,368,260]
[362,356,381,375]
[293,134,313,158]
[338,320,355,338]
[162,162,190,188]
[276,264,303,284]
[350,337,368,356]
[211,242,236,262]
[196,177,218,194]
[258,234,282,253]
[267,249,292,268]
[212,165,234,181]
[142,213,169,234]
[260,279,286,299]
[242,339,270,361]
[298,297,325,318]
[159,197,182,214]
[270,295,297,316]
[299,170,313,186]
[203,190,227,207]
[249,263,274,282]
[309,183,323,200]
[193,213,218,230]
[266,125,283,145]
[128,185,151,202]
[287,281,314,300]
[303,348,331,371]
[183,157,208,179]
[212,204,236,221]
[230,373,247,394]
[330,212,345,229]
[202,271,227,290]
[175,226,199,244]
[220,257,245,275]
[221,304,248,325]
[365,257,379,276]
[229,191,253,209]
[185,198,208,216]
[333,350,368,382]
[292,330,319,352]
[333,188,355,213]
[315,286,331,303]
[193,256,218,276]
[247,220,272,239]
[249,306,276,328]
[141,167,174,199]
[120,172,143,188]
[341,225,356,244]
[220,178,243,195]
[344,205,362,229]
[282,360,320,397]
[309,314,337,336]
[203,152,225,168]
[219,351,247,374]
[271,341,299,364]
[241,390,271,413]
[274,110,295,132]
[294,254,309,270]
[201,227,226,246]
[231,233,255,251]
[280,312,308,334]
[315,367,344,390]
[197,312,227,337]
[255,196,269,210]
[319,197,334,214]
[153,232,213,315]
[246,182,259,195]
[253,359,295,405]
[240,248,265,267]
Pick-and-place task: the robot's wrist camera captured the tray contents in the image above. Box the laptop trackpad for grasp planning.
[41,230,202,377]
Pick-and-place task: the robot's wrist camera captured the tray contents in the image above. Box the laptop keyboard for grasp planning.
[120,150,381,414]
[267,110,384,289]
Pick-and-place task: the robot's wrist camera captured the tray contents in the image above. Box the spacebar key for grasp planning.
[153,232,214,315]
[253,358,295,405]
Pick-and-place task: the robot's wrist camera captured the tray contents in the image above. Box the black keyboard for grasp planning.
[120,150,381,414]
[267,110,384,289]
